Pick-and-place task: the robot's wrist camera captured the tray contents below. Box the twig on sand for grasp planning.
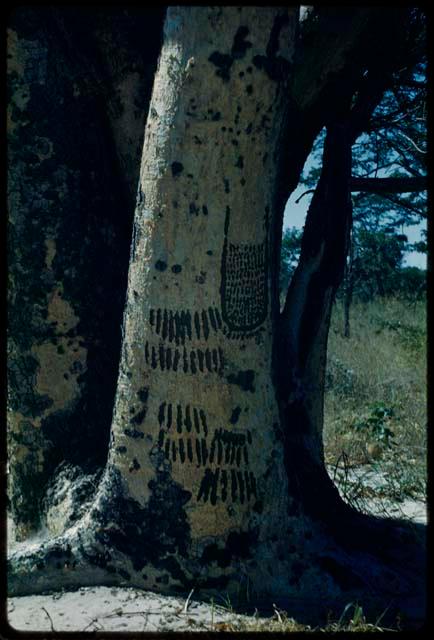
[82,617,102,631]
[41,607,55,632]
[182,588,195,614]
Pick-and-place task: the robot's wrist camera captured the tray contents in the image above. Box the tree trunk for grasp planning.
[8,6,426,628]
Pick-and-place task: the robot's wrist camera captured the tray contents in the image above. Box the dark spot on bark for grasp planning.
[224,179,230,194]
[230,406,242,424]
[118,568,131,580]
[116,446,127,454]
[235,156,244,169]
[94,468,192,577]
[253,500,263,513]
[124,428,144,439]
[240,177,246,186]
[202,205,208,215]
[227,370,255,392]
[318,556,365,589]
[246,84,253,95]
[171,162,184,177]
[231,26,252,59]
[211,112,221,121]
[231,139,239,146]
[201,543,231,568]
[207,250,213,255]
[137,387,149,403]
[208,51,233,82]
[155,260,167,271]
[189,202,199,216]
[171,264,182,274]
[129,458,141,472]
[251,13,292,80]
[228,531,254,557]
[239,71,245,78]
[130,407,147,426]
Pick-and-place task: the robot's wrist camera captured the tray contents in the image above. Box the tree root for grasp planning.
[8,464,426,629]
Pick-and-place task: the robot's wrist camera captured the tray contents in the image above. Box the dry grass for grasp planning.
[324,296,426,501]
[204,601,399,632]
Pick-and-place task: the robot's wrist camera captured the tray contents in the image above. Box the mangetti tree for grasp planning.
[7,5,426,627]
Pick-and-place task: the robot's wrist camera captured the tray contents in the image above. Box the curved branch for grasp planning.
[295,188,315,204]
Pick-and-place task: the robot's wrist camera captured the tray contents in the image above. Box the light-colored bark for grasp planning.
[113,4,296,537]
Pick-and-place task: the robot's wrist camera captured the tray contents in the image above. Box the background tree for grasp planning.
[287,44,427,337]
[7,6,426,628]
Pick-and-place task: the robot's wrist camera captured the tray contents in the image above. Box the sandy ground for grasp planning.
[7,586,261,632]
[7,465,427,633]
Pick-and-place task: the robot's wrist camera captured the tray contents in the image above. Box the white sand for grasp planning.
[7,586,260,632]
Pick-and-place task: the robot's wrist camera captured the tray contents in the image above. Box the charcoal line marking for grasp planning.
[201,310,210,340]
[162,309,169,340]
[179,438,186,463]
[156,309,162,334]
[158,402,166,427]
[194,312,201,340]
[185,405,192,432]
[199,409,208,436]
[176,405,183,433]
[193,408,200,434]
[187,438,193,462]
[196,438,202,465]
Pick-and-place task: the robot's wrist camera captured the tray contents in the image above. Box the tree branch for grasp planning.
[350,176,427,193]
[295,189,316,204]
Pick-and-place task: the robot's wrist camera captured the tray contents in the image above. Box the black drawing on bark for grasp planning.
[156,402,255,505]
[145,342,225,376]
[220,206,269,332]
[150,307,222,344]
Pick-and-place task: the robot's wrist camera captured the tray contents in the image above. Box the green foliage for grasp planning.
[343,228,408,301]
[352,405,396,447]
[279,226,302,293]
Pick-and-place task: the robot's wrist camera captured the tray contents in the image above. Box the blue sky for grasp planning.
[283,184,427,270]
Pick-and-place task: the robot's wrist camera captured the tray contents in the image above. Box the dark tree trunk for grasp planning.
[7,7,164,538]
[343,230,354,338]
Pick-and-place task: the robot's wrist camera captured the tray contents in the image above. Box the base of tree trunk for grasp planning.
[8,465,426,629]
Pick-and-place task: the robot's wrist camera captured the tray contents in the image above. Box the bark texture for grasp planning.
[7,7,164,538]
[9,6,308,604]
